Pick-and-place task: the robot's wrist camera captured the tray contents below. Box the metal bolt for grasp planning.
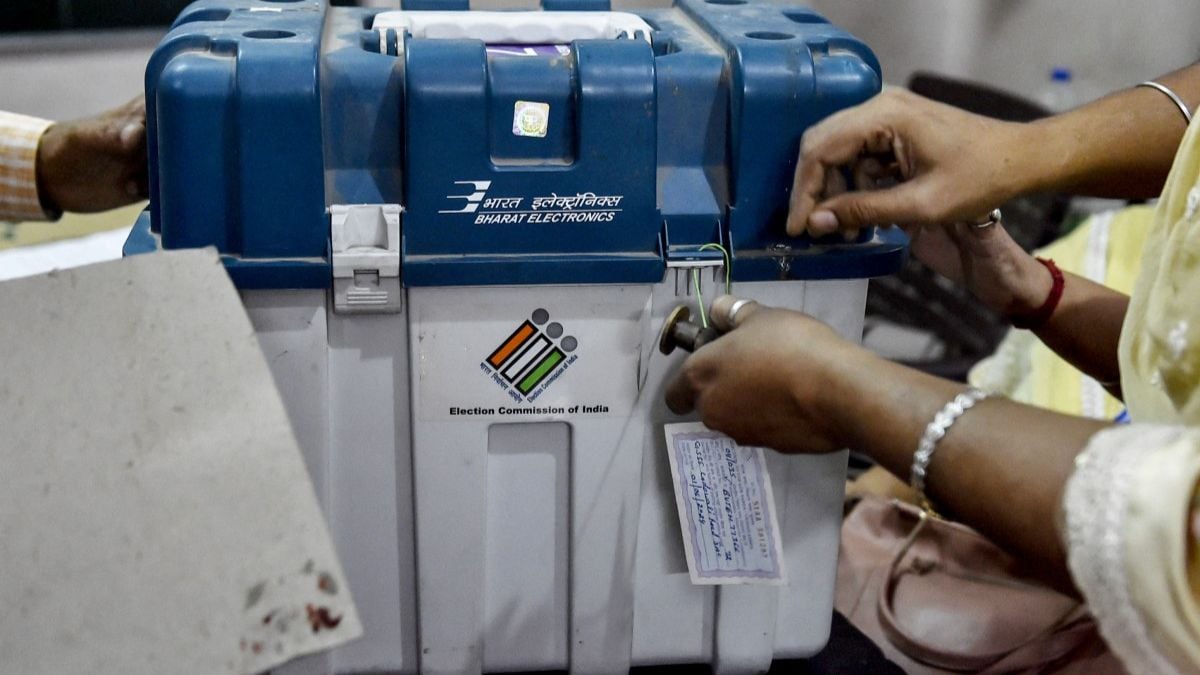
[658,305,722,355]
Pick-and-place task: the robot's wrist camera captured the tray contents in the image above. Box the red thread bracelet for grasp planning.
[1010,257,1064,330]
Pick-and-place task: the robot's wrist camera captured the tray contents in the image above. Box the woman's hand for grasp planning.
[908,219,1053,317]
[787,89,1054,317]
[664,295,873,454]
[662,295,1111,591]
[787,88,1027,239]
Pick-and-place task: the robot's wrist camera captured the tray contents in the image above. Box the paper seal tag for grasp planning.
[664,422,787,585]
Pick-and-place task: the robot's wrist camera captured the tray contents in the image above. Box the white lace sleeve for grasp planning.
[1064,424,1200,674]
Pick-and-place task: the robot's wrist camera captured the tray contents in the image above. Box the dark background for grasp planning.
[1,0,359,32]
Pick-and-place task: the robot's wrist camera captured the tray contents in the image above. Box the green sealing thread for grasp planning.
[692,243,732,328]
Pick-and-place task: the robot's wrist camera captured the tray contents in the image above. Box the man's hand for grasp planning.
[36,96,148,214]
[786,88,1027,239]
[664,295,872,455]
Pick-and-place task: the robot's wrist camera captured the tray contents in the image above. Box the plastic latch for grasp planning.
[330,204,403,314]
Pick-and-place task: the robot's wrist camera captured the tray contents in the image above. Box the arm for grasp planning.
[904,217,1129,395]
[833,332,1108,592]
[1021,64,1199,200]
[787,63,1200,237]
[665,297,1110,591]
[783,67,1200,398]
[665,297,1200,668]
[0,112,54,222]
[1031,271,1128,397]
[0,96,148,222]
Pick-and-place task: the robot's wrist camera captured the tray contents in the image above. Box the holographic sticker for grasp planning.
[513,100,550,138]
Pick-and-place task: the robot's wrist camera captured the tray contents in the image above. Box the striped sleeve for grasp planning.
[0,111,54,222]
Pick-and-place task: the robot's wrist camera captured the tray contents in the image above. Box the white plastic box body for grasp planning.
[244,272,865,674]
[243,290,417,675]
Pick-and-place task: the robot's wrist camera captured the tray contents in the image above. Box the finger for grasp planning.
[787,118,870,235]
[664,367,698,415]
[906,224,967,285]
[804,167,852,236]
[788,137,865,236]
[852,157,880,192]
[958,216,1010,246]
[82,96,146,153]
[812,179,931,231]
[709,295,762,332]
[106,94,146,124]
[119,120,145,152]
[852,156,899,192]
[125,94,146,117]
[120,95,148,152]
[825,165,848,197]
[787,101,902,236]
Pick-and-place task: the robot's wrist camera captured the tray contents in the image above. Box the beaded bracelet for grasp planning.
[910,387,989,513]
[1011,257,1064,330]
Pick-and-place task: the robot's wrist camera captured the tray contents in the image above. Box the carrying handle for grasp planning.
[875,505,1089,672]
[372,10,653,50]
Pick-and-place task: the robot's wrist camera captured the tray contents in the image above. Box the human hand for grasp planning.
[787,89,1052,316]
[36,95,148,214]
[845,465,918,504]
[908,219,1054,317]
[786,88,1027,239]
[664,295,873,454]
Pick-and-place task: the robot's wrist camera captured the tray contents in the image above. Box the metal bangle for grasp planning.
[909,387,989,512]
[1137,81,1193,125]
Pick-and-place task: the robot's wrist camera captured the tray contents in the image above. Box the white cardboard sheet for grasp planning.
[0,249,361,674]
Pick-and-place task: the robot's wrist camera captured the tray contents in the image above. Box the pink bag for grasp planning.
[836,496,1125,674]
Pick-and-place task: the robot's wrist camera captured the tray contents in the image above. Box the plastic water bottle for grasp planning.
[1039,67,1078,113]
[1040,67,1123,233]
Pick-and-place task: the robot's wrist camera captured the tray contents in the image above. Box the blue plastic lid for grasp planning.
[1051,67,1072,82]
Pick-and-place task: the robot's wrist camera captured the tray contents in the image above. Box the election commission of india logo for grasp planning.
[482,308,579,401]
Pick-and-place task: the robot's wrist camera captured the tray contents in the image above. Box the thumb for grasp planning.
[809,181,929,232]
